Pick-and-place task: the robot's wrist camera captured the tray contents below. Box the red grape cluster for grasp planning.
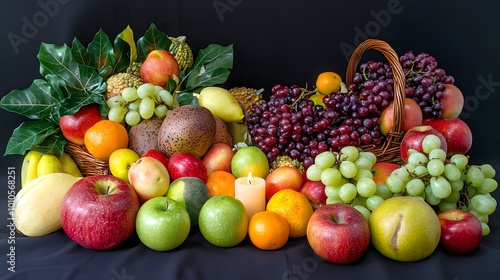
[399,51,455,118]
[246,72,394,168]
[246,51,454,168]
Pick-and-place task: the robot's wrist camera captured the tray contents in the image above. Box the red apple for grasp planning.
[300,180,327,210]
[306,203,370,264]
[202,143,234,175]
[265,166,303,201]
[438,209,482,254]
[60,175,140,250]
[167,152,208,183]
[59,104,103,145]
[142,149,169,169]
[379,98,423,136]
[372,162,400,184]
[140,50,180,88]
[400,125,448,162]
[423,118,473,157]
[440,84,464,119]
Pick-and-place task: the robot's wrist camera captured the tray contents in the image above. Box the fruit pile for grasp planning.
[0,28,497,265]
[245,50,460,169]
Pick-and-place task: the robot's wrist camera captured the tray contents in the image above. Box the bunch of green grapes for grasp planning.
[386,134,497,236]
[306,146,381,220]
[106,83,174,126]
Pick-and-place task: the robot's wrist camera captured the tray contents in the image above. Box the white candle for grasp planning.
[234,172,266,219]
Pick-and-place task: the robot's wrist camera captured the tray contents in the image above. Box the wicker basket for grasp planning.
[345,39,406,164]
[64,141,110,177]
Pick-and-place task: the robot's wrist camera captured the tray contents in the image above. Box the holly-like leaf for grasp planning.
[31,134,66,156]
[0,79,63,120]
[71,37,96,68]
[113,38,131,74]
[136,23,171,61]
[183,44,233,91]
[4,120,60,156]
[88,29,115,78]
[38,43,105,97]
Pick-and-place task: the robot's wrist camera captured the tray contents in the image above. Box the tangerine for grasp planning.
[315,71,342,95]
[248,211,289,250]
[84,120,129,161]
[206,170,236,197]
[266,189,314,238]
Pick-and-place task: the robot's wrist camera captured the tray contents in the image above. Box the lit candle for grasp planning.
[234,172,266,219]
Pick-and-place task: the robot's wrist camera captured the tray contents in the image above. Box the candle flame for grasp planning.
[247,172,253,184]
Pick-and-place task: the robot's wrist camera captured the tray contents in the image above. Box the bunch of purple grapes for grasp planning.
[399,50,455,118]
[246,63,395,168]
[246,51,454,168]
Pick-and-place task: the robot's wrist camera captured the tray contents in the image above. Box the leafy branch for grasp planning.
[0,23,234,156]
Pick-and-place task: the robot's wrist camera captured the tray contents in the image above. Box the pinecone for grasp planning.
[104,72,143,100]
[126,62,142,78]
[228,87,265,114]
[270,155,305,173]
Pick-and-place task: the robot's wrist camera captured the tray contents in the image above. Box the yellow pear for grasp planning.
[196,86,244,122]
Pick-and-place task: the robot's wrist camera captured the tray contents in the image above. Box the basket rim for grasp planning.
[345,38,406,135]
[345,38,406,163]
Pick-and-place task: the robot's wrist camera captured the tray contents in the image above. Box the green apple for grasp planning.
[108,148,140,183]
[231,146,269,179]
[198,195,248,247]
[165,177,210,227]
[369,196,441,262]
[136,196,190,251]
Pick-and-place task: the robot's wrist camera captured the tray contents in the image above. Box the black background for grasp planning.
[1,0,500,279]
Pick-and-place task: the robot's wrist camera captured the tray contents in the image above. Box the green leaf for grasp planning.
[113,36,132,74]
[165,78,178,93]
[182,44,233,91]
[4,120,60,156]
[31,133,66,156]
[175,91,199,106]
[88,29,115,78]
[191,44,233,71]
[0,79,63,119]
[118,25,137,63]
[37,43,106,97]
[136,23,171,61]
[71,37,96,68]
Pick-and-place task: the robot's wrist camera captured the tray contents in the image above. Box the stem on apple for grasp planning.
[105,185,117,195]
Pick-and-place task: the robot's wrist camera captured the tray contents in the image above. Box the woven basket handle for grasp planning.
[345,39,406,135]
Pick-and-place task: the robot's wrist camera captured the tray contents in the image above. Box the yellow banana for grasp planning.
[21,150,43,188]
[59,152,82,177]
[37,153,63,177]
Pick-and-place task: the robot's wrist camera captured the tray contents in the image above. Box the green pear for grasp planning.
[369,196,441,262]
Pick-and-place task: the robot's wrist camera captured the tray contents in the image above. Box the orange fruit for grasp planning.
[84,120,129,161]
[315,71,342,95]
[266,189,314,238]
[248,211,289,250]
[206,170,236,197]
